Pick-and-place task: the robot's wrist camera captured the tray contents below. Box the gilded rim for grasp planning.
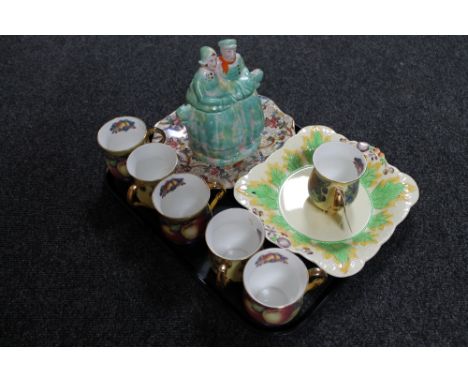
[97,129,150,157]
[312,141,368,184]
[126,143,179,183]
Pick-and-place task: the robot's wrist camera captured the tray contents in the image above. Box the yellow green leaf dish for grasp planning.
[234,125,419,277]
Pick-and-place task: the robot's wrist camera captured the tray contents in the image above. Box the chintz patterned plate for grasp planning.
[152,96,295,189]
[234,126,419,277]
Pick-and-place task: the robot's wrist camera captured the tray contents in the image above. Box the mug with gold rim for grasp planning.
[126,142,178,208]
[243,248,327,327]
[97,116,165,181]
[205,208,265,288]
[152,173,225,245]
[308,141,367,214]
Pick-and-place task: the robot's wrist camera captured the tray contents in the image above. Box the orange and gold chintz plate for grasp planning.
[234,125,419,278]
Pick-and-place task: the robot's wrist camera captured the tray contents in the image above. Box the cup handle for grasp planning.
[332,187,345,210]
[127,184,149,208]
[216,262,229,288]
[305,267,327,293]
[207,181,226,212]
[147,127,166,143]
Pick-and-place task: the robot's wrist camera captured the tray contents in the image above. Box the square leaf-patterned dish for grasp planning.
[234,126,419,277]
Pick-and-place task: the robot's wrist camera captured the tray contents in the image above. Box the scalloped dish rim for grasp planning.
[233,125,419,278]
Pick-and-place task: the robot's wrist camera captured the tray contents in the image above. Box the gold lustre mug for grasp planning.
[152,173,225,245]
[126,143,178,208]
[205,208,265,288]
[308,141,367,213]
[243,249,327,327]
[97,116,165,181]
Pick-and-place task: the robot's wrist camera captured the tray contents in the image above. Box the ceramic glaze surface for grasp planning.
[280,166,372,242]
[126,143,177,182]
[104,153,131,181]
[98,116,146,153]
[98,116,149,181]
[243,249,308,326]
[244,249,308,308]
[126,143,178,208]
[176,39,265,167]
[153,96,295,189]
[243,291,302,327]
[152,173,216,245]
[153,173,210,220]
[206,208,264,261]
[309,141,366,212]
[160,208,211,245]
[313,141,366,183]
[206,208,265,285]
[234,125,420,277]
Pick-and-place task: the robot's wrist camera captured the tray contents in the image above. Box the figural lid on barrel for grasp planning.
[97,116,147,153]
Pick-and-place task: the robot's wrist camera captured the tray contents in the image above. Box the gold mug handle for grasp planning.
[146,127,166,144]
[207,181,226,212]
[305,267,327,293]
[127,184,153,208]
[216,262,229,288]
[332,186,345,212]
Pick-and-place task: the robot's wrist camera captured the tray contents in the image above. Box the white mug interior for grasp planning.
[205,208,265,261]
[243,249,308,308]
[152,173,210,219]
[97,116,147,153]
[127,143,178,182]
[313,141,367,183]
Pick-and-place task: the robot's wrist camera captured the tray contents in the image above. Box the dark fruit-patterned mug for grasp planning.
[97,116,165,182]
[126,143,178,209]
[152,173,225,245]
[308,141,366,214]
[205,208,265,288]
[243,249,327,327]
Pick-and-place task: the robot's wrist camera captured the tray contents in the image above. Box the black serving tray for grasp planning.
[105,131,344,334]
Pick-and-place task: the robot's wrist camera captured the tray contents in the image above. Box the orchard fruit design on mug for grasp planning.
[205,208,265,288]
[243,292,302,326]
[126,143,178,209]
[104,153,131,181]
[255,252,288,267]
[153,173,226,245]
[97,116,151,182]
[159,178,186,198]
[243,249,327,327]
[309,141,367,213]
[110,119,137,134]
[160,208,211,245]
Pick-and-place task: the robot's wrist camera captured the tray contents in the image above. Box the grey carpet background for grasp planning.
[0,36,467,346]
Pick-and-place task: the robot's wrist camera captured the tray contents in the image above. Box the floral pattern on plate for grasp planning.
[234,125,419,278]
[152,96,295,189]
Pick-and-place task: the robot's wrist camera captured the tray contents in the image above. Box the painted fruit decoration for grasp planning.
[160,210,210,245]
[105,155,130,181]
[181,221,200,241]
[243,293,302,326]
